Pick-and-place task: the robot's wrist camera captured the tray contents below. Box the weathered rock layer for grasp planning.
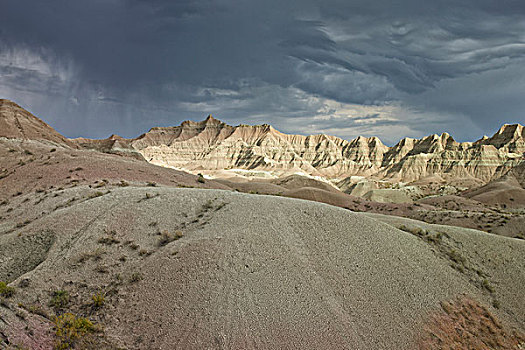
[0,99,75,147]
[1,99,523,184]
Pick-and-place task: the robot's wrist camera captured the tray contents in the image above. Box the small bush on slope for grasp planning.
[54,313,96,350]
[0,281,15,298]
[158,230,183,246]
[50,290,70,309]
[91,292,105,309]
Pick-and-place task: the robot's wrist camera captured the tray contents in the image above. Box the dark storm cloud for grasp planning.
[1,0,524,142]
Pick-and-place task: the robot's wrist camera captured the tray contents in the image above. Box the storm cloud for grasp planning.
[1,0,525,144]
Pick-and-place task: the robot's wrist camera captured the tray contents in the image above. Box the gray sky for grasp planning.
[1,0,525,145]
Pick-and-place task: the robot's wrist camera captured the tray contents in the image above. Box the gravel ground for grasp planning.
[4,187,520,349]
[364,212,525,330]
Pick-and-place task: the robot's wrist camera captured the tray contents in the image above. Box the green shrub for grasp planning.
[54,313,96,349]
[50,290,70,309]
[482,279,495,293]
[91,293,105,308]
[0,281,15,298]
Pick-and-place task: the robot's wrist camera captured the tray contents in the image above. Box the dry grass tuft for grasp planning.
[129,272,143,283]
[419,297,525,349]
[158,230,183,246]
[91,292,105,308]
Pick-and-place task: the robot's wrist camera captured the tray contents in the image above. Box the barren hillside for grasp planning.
[1,99,524,349]
[1,186,524,349]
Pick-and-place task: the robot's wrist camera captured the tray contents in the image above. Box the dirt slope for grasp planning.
[0,138,229,200]
[214,178,286,195]
[462,175,525,208]
[1,187,524,349]
[364,212,525,326]
[0,99,75,147]
[270,174,339,192]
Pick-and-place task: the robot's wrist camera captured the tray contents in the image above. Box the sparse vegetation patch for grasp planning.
[129,272,143,283]
[397,223,498,305]
[137,192,160,202]
[0,281,16,298]
[97,229,120,245]
[91,292,105,309]
[19,303,49,319]
[420,297,525,349]
[75,248,104,264]
[158,230,184,246]
[53,313,97,350]
[88,191,105,199]
[50,290,70,310]
[97,236,120,245]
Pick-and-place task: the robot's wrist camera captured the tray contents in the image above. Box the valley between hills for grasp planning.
[1,98,524,349]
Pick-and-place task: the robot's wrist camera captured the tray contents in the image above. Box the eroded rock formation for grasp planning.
[130,116,525,183]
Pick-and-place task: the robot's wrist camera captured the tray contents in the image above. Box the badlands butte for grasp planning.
[0,98,524,349]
